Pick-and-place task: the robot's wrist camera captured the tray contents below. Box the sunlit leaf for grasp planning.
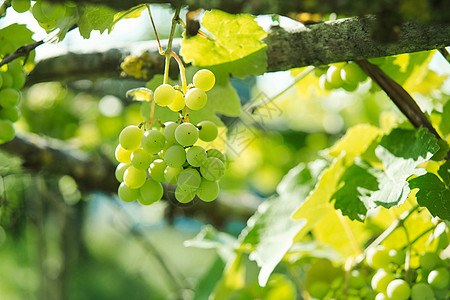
[126,87,153,101]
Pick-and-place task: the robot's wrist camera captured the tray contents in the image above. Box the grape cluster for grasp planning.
[0,60,25,144]
[28,0,76,32]
[306,246,450,300]
[115,69,226,205]
[316,62,368,92]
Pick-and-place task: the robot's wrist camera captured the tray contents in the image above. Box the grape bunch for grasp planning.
[29,0,76,32]
[0,60,25,144]
[115,69,226,205]
[316,62,368,92]
[305,246,450,300]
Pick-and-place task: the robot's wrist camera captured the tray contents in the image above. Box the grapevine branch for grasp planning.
[439,48,450,64]
[0,40,44,68]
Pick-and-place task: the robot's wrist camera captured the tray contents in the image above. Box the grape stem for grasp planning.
[145,4,163,54]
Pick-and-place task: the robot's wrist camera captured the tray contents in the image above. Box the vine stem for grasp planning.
[0,40,44,68]
[0,0,11,18]
[145,4,163,54]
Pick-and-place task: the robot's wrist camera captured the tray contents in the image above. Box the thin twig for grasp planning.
[439,48,450,64]
[0,40,44,68]
[0,0,12,18]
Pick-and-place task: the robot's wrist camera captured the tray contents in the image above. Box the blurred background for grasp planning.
[0,4,449,300]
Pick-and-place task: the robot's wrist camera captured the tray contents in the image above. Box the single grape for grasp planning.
[206,149,226,164]
[386,279,410,300]
[131,148,153,169]
[186,146,207,167]
[420,252,441,271]
[325,65,344,89]
[118,182,138,202]
[389,249,405,266]
[139,179,163,205]
[0,88,20,109]
[371,269,395,293]
[163,122,179,144]
[175,123,198,146]
[193,69,215,91]
[0,106,21,122]
[8,61,26,89]
[40,1,66,21]
[197,120,218,142]
[32,1,51,23]
[0,72,13,89]
[177,168,201,191]
[175,185,196,203]
[341,62,367,83]
[0,120,15,143]
[200,157,225,181]
[313,66,328,77]
[366,246,391,269]
[154,84,175,106]
[196,178,219,202]
[374,293,387,300]
[168,90,185,112]
[164,145,186,167]
[115,163,130,182]
[149,159,167,182]
[185,88,207,110]
[141,129,165,154]
[123,166,147,189]
[12,0,31,13]
[348,270,366,289]
[308,281,329,299]
[115,144,132,164]
[411,283,434,300]
[428,267,449,289]
[341,80,358,92]
[119,125,143,151]
[164,166,183,183]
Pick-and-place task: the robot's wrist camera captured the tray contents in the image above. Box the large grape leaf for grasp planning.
[409,161,450,221]
[78,4,117,38]
[180,9,267,77]
[0,24,34,56]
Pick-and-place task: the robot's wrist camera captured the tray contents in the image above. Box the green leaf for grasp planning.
[239,160,329,286]
[210,253,246,300]
[409,161,450,220]
[78,4,117,38]
[109,4,146,32]
[439,100,450,136]
[193,256,227,300]
[0,24,34,56]
[180,9,268,77]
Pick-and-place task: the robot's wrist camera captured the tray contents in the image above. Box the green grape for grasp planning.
[374,292,387,300]
[119,125,143,151]
[313,66,328,77]
[138,179,163,205]
[193,69,215,91]
[168,90,185,112]
[177,168,201,190]
[428,267,449,289]
[40,1,66,21]
[131,148,153,169]
[318,74,333,90]
[371,269,395,293]
[200,157,225,181]
[175,123,198,146]
[0,88,20,109]
[154,84,175,106]
[186,145,207,167]
[308,281,329,299]
[325,65,344,89]
[8,61,26,89]
[164,166,183,183]
[341,80,358,92]
[118,182,138,202]
[348,270,366,289]
[158,140,173,158]
[163,122,179,144]
[366,246,391,269]
[115,163,130,182]
[1,72,13,89]
[175,185,196,203]
[123,166,147,189]
[164,145,186,167]
[32,1,51,23]
[197,120,218,142]
[141,129,165,154]
[411,283,434,300]
[0,120,15,143]
[185,88,207,110]
[196,178,219,202]
[0,72,3,88]
[0,106,20,122]
[12,0,31,13]
[149,159,167,182]
[341,62,367,83]
[420,252,441,271]
[115,144,132,164]
[389,249,405,265]
[386,279,410,300]
[206,149,226,164]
